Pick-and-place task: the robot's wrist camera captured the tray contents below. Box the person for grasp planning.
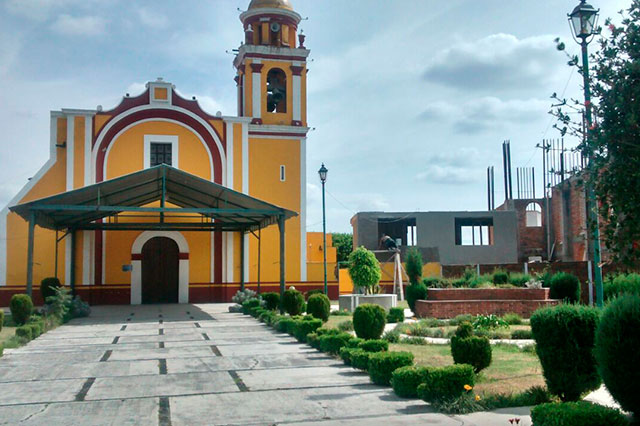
[379,234,398,251]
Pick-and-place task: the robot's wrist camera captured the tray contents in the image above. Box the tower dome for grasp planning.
[248,0,293,11]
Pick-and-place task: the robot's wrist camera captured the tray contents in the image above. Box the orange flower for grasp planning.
[464,384,472,391]
[475,395,481,401]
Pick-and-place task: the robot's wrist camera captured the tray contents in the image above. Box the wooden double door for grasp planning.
[141,237,179,304]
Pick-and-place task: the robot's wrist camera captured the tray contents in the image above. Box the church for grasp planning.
[0,0,338,305]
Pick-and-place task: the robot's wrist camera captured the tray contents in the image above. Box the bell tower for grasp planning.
[235,0,309,126]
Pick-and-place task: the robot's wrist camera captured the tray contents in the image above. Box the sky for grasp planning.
[0,0,631,233]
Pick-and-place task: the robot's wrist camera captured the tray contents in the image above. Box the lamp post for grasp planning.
[318,164,328,295]
[568,0,603,307]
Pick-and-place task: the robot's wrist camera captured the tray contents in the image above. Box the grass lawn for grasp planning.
[324,315,352,330]
[391,342,545,395]
[0,326,17,348]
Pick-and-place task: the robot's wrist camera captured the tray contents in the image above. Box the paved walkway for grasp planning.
[0,304,532,425]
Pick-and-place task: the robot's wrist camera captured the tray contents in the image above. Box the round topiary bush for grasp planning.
[260,292,280,311]
[391,365,431,398]
[455,321,474,338]
[282,288,305,316]
[492,269,509,285]
[530,304,601,401]
[40,277,61,302]
[595,293,640,417]
[353,303,386,340]
[368,351,414,386]
[387,307,405,323]
[450,335,492,373]
[10,294,33,325]
[305,289,324,300]
[417,364,475,403]
[549,272,581,303]
[405,283,427,313]
[348,247,381,295]
[307,293,330,322]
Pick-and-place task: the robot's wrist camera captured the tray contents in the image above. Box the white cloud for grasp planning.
[50,14,106,36]
[137,8,168,29]
[415,148,484,185]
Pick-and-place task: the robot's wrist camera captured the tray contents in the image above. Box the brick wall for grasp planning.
[427,288,550,301]
[415,299,558,319]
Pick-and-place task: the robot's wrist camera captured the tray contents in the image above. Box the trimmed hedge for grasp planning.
[346,337,364,348]
[261,292,280,311]
[340,346,358,366]
[352,349,373,370]
[595,293,640,416]
[15,326,33,340]
[417,364,475,402]
[530,401,629,426]
[604,273,640,301]
[282,289,305,316]
[549,272,581,303]
[242,299,261,315]
[275,316,296,333]
[530,304,601,401]
[0,310,4,332]
[511,329,532,339]
[40,277,62,302]
[450,335,492,373]
[368,351,414,386]
[391,365,431,398]
[26,322,42,338]
[353,304,386,340]
[406,283,427,313]
[358,339,388,353]
[492,270,509,285]
[387,307,405,323]
[318,332,352,355]
[292,318,322,342]
[10,294,33,326]
[307,293,330,322]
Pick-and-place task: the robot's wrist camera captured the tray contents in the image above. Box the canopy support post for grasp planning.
[240,231,245,292]
[257,228,261,295]
[70,229,77,297]
[26,211,36,297]
[278,215,286,314]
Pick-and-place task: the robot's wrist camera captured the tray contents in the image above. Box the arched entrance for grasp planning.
[141,237,179,304]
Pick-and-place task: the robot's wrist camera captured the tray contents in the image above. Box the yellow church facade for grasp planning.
[0,0,338,305]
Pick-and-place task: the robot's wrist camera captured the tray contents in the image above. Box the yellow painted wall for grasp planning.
[338,262,442,295]
[306,232,336,263]
[247,137,301,282]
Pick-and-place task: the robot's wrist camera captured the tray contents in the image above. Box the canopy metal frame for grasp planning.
[10,164,296,303]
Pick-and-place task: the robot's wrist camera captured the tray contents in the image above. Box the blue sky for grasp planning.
[0,0,630,233]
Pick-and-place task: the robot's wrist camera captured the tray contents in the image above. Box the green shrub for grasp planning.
[422,277,445,288]
[382,329,401,343]
[537,269,554,288]
[340,346,359,366]
[10,294,33,325]
[405,248,423,285]
[275,316,296,333]
[502,312,523,325]
[508,273,532,287]
[455,321,473,338]
[316,327,341,336]
[258,310,275,324]
[305,289,324,300]
[472,314,508,330]
[292,318,322,342]
[604,273,640,301]
[330,309,351,316]
[348,247,381,294]
[346,337,364,348]
[26,322,42,338]
[387,307,405,323]
[307,293,330,322]
[242,299,261,315]
[337,320,354,332]
[480,386,551,410]
[595,294,640,416]
[417,364,475,402]
[511,329,532,339]
[352,349,372,370]
[15,325,33,340]
[282,288,305,316]
[353,304,386,340]
[40,277,62,302]
[530,304,601,401]
[449,314,474,326]
[406,283,427,313]
[0,344,3,357]
[358,339,388,353]
[368,351,414,386]
[0,310,4,331]
[391,365,431,398]
[232,289,258,304]
[261,292,280,311]
[249,306,264,318]
[399,337,427,345]
[318,332,352,355]
[530,401,629,426]
[549,272,581,303]
[492,269,509,285]
[306,332,320,349]
[450,335,492,373]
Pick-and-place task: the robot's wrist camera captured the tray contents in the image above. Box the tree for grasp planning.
[551,2,640,266]
[405,248,423,285]
[332,233,353,266]
[348,247,381,295]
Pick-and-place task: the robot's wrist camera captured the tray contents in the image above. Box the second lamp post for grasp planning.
[318,164,328,295]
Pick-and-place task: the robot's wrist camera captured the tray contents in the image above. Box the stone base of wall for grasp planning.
[415,299,558,319]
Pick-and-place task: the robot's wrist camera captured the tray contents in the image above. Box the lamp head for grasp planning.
[318,163,328,183]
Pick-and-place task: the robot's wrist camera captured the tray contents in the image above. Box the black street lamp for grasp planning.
[568,0,603,307]
[318,164,328,295]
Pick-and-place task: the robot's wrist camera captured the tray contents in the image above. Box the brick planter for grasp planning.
[415,287,558,319]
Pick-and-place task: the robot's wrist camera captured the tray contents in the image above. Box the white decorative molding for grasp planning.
[225,122,234,189]
[252,71,262,120]
[84,115,92,187]
[143,134,179,169]
[226,233,234,283]
[82,231,92,285]
[242,123,249,194]
[300,137,307,281]
[131,231,189,305]
[66,115,74,191]
[292,74,301,122]
[243,233,249,284]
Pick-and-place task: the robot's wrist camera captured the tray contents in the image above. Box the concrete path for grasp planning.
[0,304,532,425]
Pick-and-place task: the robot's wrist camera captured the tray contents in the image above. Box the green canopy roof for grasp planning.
[10,164,297,232]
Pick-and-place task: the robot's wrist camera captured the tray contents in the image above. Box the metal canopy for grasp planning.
[10,164,297,232]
